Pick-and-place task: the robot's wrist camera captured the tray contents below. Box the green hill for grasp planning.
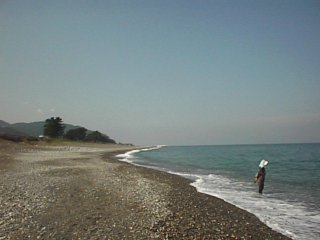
[0,120,114,143]
[10,121,83,137]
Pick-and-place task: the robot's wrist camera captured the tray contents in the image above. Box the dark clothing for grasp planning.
[256,167,266,194]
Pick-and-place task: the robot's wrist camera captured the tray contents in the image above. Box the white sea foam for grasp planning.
[116,145,165,163]
[164,169,320,239]
[116,145,320,240]
[188,172,320,240]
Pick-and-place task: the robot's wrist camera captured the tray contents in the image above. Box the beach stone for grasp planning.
[0,140,292,240]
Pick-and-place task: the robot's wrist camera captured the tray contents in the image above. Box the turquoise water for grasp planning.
[117,143,320,240]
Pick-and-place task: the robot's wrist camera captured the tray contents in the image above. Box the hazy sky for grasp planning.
[1,0,320,146]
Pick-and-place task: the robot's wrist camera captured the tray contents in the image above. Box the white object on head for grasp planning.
[259,159,269,168]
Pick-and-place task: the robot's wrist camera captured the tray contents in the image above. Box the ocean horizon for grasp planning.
[117,143,320,240]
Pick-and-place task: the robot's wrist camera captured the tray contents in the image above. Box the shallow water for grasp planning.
[117,143,320,240]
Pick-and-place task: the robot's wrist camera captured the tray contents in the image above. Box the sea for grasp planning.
[116,143,320,240]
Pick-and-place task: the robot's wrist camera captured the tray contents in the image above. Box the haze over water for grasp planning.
[1,1,320,146]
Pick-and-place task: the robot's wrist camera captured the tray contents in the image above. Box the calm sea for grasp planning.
[116,144,320,240]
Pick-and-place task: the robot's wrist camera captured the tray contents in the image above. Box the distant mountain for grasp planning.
[9,121,85,137]
[0,120,27,136]
[0,126,28,136]
[0,120,11,128]
[0,120,108,140]
[11,121,45,136]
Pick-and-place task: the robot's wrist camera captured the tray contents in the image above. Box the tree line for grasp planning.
[43,117,116,143]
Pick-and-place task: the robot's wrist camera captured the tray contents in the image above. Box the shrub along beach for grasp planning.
[0,138,291,239]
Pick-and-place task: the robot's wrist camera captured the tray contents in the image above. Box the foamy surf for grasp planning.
[116,144,320,240]
[189,173,320,240]
[161,169,319,240]
[116,145,165,163]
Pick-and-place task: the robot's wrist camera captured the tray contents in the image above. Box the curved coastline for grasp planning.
[0,140,291,239]
[115,146,293,239]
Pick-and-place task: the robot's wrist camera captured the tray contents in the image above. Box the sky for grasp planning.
[1,0,320,146]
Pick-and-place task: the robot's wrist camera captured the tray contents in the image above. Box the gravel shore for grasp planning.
[0,140,291,239]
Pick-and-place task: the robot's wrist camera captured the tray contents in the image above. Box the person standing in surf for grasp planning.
[255,159,268,194]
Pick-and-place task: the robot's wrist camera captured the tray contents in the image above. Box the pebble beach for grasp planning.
[0,139,291,239]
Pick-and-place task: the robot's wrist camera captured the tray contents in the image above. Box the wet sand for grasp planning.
[0,139,291,239]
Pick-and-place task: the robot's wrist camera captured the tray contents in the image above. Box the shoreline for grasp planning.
[0,140,291,239]
[116,147,297,239]
[109,150,292,240]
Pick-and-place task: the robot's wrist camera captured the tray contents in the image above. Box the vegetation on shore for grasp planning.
[0,117,116,144]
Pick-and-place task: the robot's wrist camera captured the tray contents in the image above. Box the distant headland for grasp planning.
[0,117,119,144]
